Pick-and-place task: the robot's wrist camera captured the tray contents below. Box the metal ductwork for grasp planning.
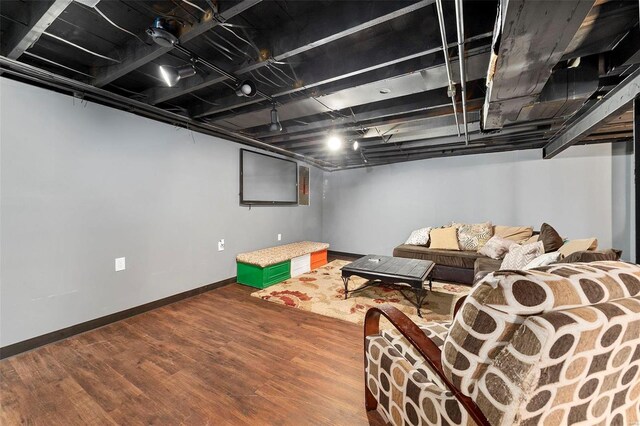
[481,0,595,130]
[517,63,599,122]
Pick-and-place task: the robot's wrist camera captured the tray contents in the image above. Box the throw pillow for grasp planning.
[538,223,564,253]
[500,241,544,270]
[493,225,534,242]
[523,251,562,269]
[456,222,493,251]
[477,235,515,259]
[561,248,620,263]
[558,238,598,257]
[405,227,432,246]
[429,227,460,250]
[522,235,539,244]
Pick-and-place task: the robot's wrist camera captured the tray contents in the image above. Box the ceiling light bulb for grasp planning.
[352,140,359,151]
[327,136,342,151]
[235,80,257,97]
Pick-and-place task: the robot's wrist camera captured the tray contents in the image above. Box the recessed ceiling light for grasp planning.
[327,136,342,151]
[379,88,391,94]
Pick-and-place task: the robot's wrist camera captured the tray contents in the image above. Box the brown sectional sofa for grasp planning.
[394,240,622,285]
[393,244,483,284]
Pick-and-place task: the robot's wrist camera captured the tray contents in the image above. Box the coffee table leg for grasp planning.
[342,276,350,299]
[415,287,427,318]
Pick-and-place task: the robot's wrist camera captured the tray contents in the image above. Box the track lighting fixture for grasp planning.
[159,64,196,87]
[147,17,180,47]
[269,105,283,132]
[235,80,257,97]
[352,140,359,151]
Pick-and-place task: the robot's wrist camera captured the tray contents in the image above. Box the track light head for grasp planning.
[235,80,257,97]
[159,64,196,87]
[147,17,179,47]
[269,106,283,132]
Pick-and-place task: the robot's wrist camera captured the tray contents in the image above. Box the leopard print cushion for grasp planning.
[236,241,329,267]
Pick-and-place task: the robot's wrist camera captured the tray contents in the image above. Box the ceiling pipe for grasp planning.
[435,0,460,137]
[454,0,469,145]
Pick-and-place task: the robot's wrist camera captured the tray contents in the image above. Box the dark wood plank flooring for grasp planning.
[0,274,385,425]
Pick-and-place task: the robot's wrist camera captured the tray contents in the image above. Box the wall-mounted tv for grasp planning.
[240,149,298,205]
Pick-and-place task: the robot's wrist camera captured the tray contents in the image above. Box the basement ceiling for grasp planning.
[0,0,638,170]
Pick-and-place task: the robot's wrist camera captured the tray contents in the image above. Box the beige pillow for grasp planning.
[558,238,598,257]
[500,241,545,270]
[429,227,460,250]
[522,235,539,244]
[478,235,515,259]
[494,225,534,242]
[454,222,493,251]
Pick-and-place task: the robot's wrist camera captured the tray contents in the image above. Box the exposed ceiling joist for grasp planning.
[91,0,262,87]
[144,0,439,105]
[543,67,640,158]
[1,0,73,60]
[198,51,490,131]
[482,0,595,129]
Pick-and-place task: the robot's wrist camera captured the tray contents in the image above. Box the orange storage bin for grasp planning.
[310,250,328,269]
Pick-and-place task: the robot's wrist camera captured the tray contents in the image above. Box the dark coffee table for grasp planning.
[341,255,435,317]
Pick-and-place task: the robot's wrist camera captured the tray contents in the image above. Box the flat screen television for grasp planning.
[240,149,298,205]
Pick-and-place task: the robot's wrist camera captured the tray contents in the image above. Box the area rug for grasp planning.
[251,260,470,326]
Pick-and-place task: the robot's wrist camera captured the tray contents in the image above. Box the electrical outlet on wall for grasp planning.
[277,234,282,241]
[115,257,126,272]
[218,239,225,251]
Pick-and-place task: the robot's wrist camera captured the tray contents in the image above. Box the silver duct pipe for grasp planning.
[454,0,469,144]
[435,0,460,137]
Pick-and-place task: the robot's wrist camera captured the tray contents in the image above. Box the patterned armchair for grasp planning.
[364,261,640,425]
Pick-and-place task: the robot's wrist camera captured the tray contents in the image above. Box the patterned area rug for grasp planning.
[251,259,470,326]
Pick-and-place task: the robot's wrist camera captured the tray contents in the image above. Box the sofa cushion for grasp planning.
[477,235,515,259]
[455,222,493,250]
[538,222,564,252]
[493,225,533,241]
[393,244,483,269]
[500,241,544,269]
[404,227,431,246]
[561,248,621,263]
[523,251,562,269]
[428,227,460,250]
[558,238,598,257]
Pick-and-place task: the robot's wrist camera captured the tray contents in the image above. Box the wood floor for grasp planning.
[0,281,386,425]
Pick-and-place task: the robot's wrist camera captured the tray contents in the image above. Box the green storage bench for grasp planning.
[236,241,330,289]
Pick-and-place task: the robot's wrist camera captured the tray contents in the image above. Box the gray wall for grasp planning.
[0,79,323,346]
[612,141,635,261]
[322,145,616,256]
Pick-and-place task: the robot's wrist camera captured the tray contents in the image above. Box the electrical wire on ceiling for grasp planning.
[268,62,296,83]
[202,35,236,61]
[189,93,220,106]
[42,32,121,62]
[265,65,290,86]
[209,30,253,59]
[255,68,283,88]
[182,0,207,14]
[23,51,94,78]
[93,5,147,44]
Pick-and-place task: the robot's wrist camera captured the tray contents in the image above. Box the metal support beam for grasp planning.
[91,0,261,87]
[543,67,640,158]
[1,0,73,59]
[145,0,439,105]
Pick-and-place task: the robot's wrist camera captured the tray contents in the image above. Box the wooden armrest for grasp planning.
[453,295,468,318]
[364,305,489,426]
